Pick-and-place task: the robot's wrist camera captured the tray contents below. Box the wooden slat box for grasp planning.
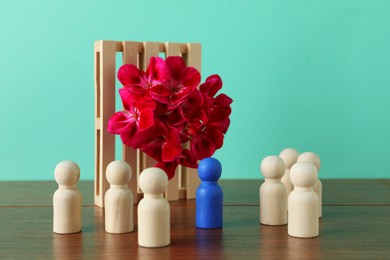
[94,41,201,207]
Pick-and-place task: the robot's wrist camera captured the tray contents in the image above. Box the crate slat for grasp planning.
[184,43,202,199]
[122,41,142,204]
[94,41,117,207]
[163,42,183,201]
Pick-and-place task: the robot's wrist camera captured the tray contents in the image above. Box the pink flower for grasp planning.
[108,56,232,179]
[117,57,171,103]
[151,56,201,106]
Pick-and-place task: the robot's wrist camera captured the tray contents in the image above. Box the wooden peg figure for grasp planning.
[53,161,82,234]
[297,152,322,218]
[259,156,287,226]
[196,157,223,229]
[138,167,170,248]
[279,148,299,196]
[288,162,319,238]
[104,160,134,234]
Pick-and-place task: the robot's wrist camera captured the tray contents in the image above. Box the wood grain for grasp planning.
[223,179,390,206]
[2,179,390,207]
[1,180,390,258]
[1,199,390,259]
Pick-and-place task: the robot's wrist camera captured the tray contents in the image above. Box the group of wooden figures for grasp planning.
[53,157,223,248]
[52,148,321,248]
[260,148,322,238]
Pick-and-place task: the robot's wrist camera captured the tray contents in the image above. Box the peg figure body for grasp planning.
[138,167,170,248]
[259,156,287,226]
[105,160,134,234]
[196,157,223,229]
[297,152,322,218]
[279,148,299,196]
[288,162,319,238]
[53,161,82,234]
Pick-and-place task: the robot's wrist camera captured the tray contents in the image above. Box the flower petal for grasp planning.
[138,108,155,129]
[107,111,136,134]
[178,149,198,168]
[133,122,164,148]
[119,88,134,111]
[207,128,224,149]
[191,135,216,160]
[185,89,203,108]
[210,105,232,125]
[117,64,141,86]
[165,107,186,128]
[162,128,182,162]
[165,56,186,80]
[149,84,172,104]
[181,67,201,89]
[146,57,171,82]
[143,143,163,162]
[220,118,231,134]
[119,128,137,147]
[185,109,208,129]
[214,93,233,106]
[155,161,178,180]
[199,74,222,97]
[170,87,193,105]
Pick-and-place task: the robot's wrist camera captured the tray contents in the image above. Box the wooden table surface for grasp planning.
[1,179,390,259]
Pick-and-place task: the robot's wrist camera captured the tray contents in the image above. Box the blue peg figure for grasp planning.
[196,157,223,229]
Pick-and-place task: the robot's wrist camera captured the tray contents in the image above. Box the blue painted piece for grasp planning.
[196,157,223,229]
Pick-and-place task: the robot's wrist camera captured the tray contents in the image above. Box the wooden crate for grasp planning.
[94,41,201,207]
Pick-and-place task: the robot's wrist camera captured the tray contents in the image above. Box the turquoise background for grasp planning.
[1,0,390,180]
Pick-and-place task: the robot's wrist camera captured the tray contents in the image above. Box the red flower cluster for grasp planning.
[108,56,232,179]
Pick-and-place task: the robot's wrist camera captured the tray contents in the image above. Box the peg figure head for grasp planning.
[290,162,318,188]
[260,156,286,179]
[106,160,132,185]
[198,157,222,182]
[54,160,80,186]
[297,152,321,171]
[139,167,168,194]
[279,148,299,169]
